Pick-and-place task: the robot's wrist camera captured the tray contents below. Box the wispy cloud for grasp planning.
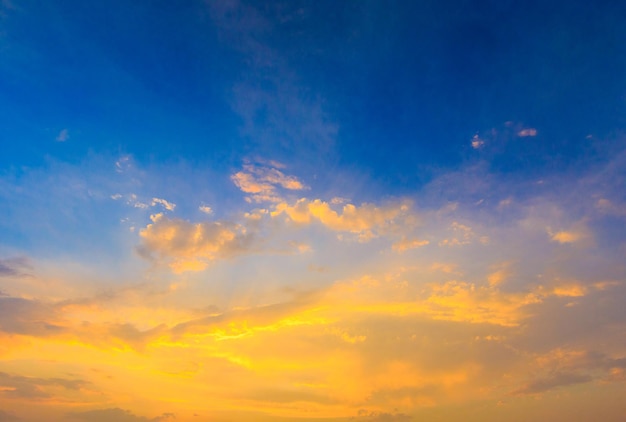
[209,0,338,163]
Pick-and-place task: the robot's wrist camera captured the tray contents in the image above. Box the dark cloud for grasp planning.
[356,410,413,421]
[0,297,64,336]
[512,371,593,395]
[67,408,175,422]
[240,388,338,405]
[0,291,172,351]
[0,257,31,278]
[0,410,20,421]
[366,385,439,407]
[110,322,166,346]
[0,372,89,400]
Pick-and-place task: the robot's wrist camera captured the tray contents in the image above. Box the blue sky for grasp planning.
[3,0,624,178]
[1,1,626,421]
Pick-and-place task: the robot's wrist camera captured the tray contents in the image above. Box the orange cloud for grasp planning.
[392,237,430,252]
[272,198,413,241]
[550,230,582,244]
[231,162,307,203]
[138,216,253,272]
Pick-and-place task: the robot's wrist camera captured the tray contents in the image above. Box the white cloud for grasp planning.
[199,205,213,214]
[56,128,69,142]
[115,155,132,173]
[127,194,149,209]
[471,135,484,149]
[151,197,176,211]
[439,222,486,246]
[518,128,538,137]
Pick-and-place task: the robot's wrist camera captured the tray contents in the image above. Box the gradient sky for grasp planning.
[1,1,626,421]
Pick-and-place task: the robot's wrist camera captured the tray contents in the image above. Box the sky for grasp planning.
[1,0,626,421]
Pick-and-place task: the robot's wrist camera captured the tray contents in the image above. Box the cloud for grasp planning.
[0,292,166,350]
[0,257,31,278]
[419,280,540,327]
[512,371,592,395]
[518,349,626,389]
[115,155,132,173]
[55,128,69,142]
[438,221,488,247]
[151,198,176,211]
[67,408,174,422]
[0,371,89,399]
[209,1,338,163]
[595,198,626,216]
[99,322,167,351]
[198,205,213,214]
[517,128,537,137]
[486,266,510,288]
[231,171,275,200]
[0,410,20,421]
[357,410,413,421]
[137,216,254,273]
[392,237,429,252]
[0,138,625,418]
[170,290,318,338]
[0,296,64,336]
[471,134,485,149]
[550,230,582,243]
[231,161,306,203]
[271,198,413,241]
[118,195,177,212]
[549,282,587,297]
[125,194,149,209]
